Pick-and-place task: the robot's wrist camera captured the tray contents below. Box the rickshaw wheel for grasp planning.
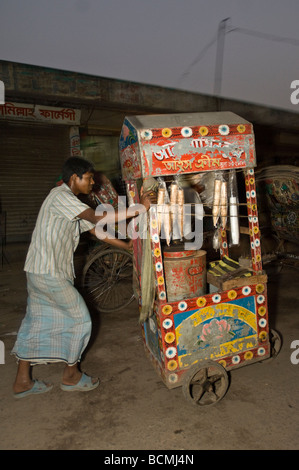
[82,246,134,313]
[182,361,229,406]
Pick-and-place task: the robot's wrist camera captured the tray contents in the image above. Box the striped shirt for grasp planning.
[25,183,95,281]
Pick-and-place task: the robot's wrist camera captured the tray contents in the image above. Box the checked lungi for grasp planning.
[12,273,92,366]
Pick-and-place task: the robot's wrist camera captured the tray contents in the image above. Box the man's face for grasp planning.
[73,171,95,195]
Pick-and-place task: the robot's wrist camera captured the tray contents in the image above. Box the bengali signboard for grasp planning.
[0,102,80,125]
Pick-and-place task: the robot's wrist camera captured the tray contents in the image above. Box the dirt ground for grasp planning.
[0,243,298,451]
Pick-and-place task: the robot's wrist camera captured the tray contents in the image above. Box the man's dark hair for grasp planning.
[62,157,95,183]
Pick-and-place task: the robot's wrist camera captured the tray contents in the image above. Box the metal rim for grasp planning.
[182,361,229,406]
[82,247,134,313]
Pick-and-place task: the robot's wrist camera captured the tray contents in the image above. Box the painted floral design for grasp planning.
[157,276,164,286]
[237,124,246,133]
[212,294,221,303]
[242,286,251,296]
[256,284,265,294]
[244,351,253,360]
[159,291,166,300]
[199,126,209,136]
[167,360,178,371]
[178,301,187,311]
[165,346,176,358]
[200,319,231,343]
[162,128,172,138]
[155,262,162,272]
[232,355,240,364]
[181,126,193,137]
[218,124,230,135]
[228,290,237,300]
[165,332,175,344]
[257,295,265,304]
[162,304,172,315]
[196,297,206,308]
[258,306,266,316]
[259,331,267,341]
[154,248,161,257]
[141,129,152,140]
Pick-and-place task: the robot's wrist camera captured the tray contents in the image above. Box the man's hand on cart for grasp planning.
[140,187,157,210]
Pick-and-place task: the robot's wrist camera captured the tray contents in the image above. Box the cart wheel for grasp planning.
[182,361,229,407]
[82,247,134,313]
[269,328,282,358]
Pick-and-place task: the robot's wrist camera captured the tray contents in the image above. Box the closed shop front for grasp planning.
[0,121,70,242]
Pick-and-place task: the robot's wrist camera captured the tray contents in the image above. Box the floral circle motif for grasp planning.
[151,219,157,229]
[259,318,267,328]
[259,331,267,341]
[152,233,159,243]
[162,128,172,138]
[155,262,163,272]
[159,291,166,300]
[244,351,253,360]
[168,373,178,383]
[249,178,255,185]
[178,301,187,311]
[212,294,221,303]
[163,319,173,330]
[258,306,266,316]
[141,129,152,140]
[165,332,175,344]
[251,204,257,212]
[167,360,178,371]
[219,124,230,135]
[253,226,259,234]
[232,355,240,364]
[199,126,209,136]
[196,297,207,308]
[257,347,266,356]
[257,295,265,304]
[253,216,258,223]
[219,359,226,368]
[256,254,261,262]
[242,286,251,296]
[237,124,246,133]
[249,169,254,175]
[181,126,193,137]
[228,290,237,300]
[157,276,164,286]
[256,284,265,294]
[251,190,256,198]
[222,241,228,249]
[255,239,260,247]
[165,346,176,358]
[154,248,161,257]
[162,304,172,315]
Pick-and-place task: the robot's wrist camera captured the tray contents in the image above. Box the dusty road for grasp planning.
[0,254,298,451]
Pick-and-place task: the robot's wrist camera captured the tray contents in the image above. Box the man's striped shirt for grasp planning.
[24,183,95,281]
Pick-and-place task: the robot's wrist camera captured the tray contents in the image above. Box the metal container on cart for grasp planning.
[119,111,279,406]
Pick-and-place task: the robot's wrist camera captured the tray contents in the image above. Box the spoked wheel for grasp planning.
[182,361,229,406]
[82,247,134,313]
[261,328,282,363]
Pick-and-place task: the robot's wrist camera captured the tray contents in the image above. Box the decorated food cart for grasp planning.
[119,111,279,406]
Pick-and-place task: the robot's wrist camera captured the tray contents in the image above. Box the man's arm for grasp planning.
[78,189,155,225]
